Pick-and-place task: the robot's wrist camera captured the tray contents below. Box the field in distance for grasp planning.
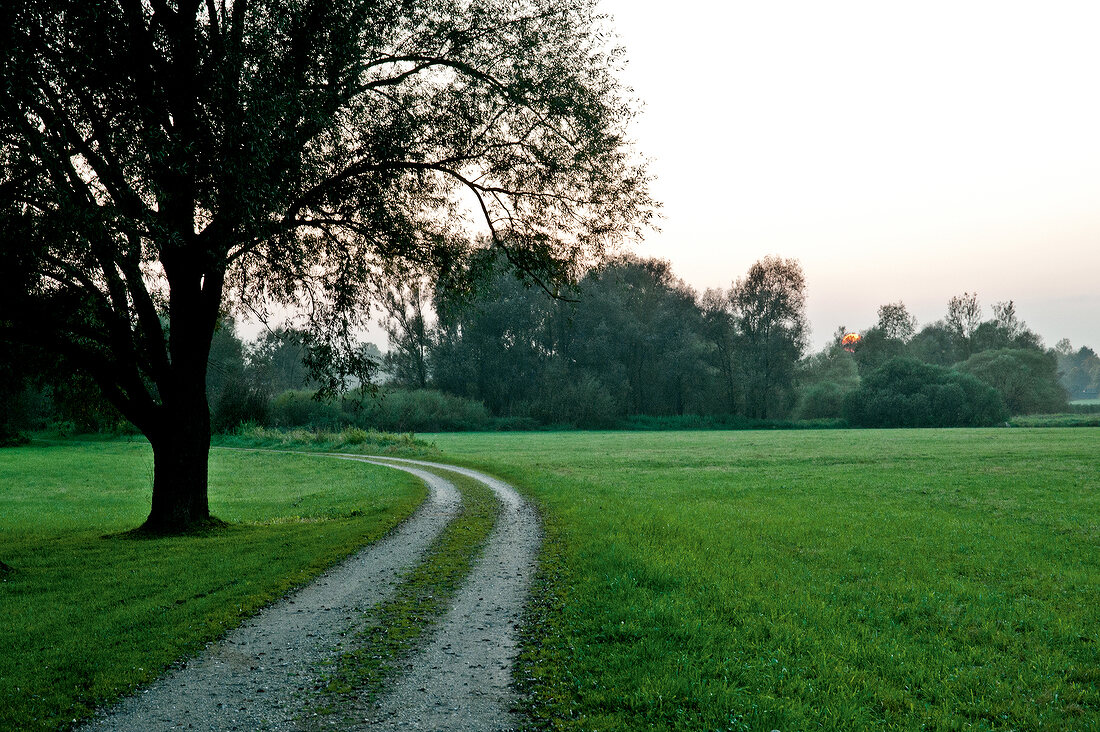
[431,428,1100,731]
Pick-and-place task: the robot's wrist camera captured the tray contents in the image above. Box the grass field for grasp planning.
[428,428,1100,731]
[0,438,425,732]
[3,429,1098,731]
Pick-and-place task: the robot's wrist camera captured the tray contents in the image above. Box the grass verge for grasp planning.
[309,470,498,726]
[1009,413,1100,427]
[213,424,440,457]
[0,439,425,732]
[428,428,1100,731]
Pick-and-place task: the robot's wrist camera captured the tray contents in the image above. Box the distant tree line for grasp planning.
[1054,339,1100,402]
[399,253,811,427]
[384,255,1071,429]
[802,293,1068,426]
[2,254,1086,439]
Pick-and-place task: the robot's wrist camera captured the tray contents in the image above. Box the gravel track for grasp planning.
[78,453,539,732]
[79,458,460,732]
[352,457,540,732]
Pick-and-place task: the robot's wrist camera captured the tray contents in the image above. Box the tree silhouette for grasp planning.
[0,0,653,530]
[946,292,982,355]
[729,256,808,419]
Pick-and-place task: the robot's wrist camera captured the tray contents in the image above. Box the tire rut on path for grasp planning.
[344,457,541,732]
[80,459,460,732]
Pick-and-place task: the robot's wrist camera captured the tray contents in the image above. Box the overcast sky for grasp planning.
[602,0,1100,350]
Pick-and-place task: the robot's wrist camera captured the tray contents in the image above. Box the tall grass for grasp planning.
[213,424,440,456]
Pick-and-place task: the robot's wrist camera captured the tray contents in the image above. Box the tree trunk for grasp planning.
[142,396,212,532]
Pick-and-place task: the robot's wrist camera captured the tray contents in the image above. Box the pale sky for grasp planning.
[603,0,1100,350]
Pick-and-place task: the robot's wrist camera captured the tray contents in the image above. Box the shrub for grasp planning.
[0,426,29,447]
[614,415,846,430]
[269,390,345,430]
[345,388,490,432]
[956,349,1068,415]
[794,380,854,420]
[1009,413,1100,428]
[49,376,128,433]
[489,416,542,431]
[1,385,52,433]
[218,423,438,455]
[211,378,270,433]
[342,427,370,445]
[845,358,1008,427]
[530,370,621,428]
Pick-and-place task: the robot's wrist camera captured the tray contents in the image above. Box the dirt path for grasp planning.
[80,459,460,732]
[79,453,541,732]
[350,458,541,732]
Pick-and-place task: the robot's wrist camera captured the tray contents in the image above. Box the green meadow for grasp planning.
[428,428,1100,731]
[2,428,1098,731]
[0,439,424,732]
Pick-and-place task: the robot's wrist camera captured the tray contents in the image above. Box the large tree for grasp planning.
[875,301,917,342]
[379,277,435,390]
[946,291,982,356]
[728,256,808,419]
[0,0,652,530]
[432,251,561,416]
[563,256,707,417]
[956,348,1067,415]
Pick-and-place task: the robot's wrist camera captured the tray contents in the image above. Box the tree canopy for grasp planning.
[727,256,808,419]
[0,0,653,529]
[1056,344,1100,400]
[956,349,1067,415]
[844,358,1008,428]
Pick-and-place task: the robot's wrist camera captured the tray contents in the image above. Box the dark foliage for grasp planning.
[794,381,851,420]
[210,379,270,433]
[956,349,1067,415]
[1,0,651,528]
[908,322,964,367]
[563,257,709,419]
[351,389,490,433]
[851,326,909,376]
[431,254,712,425]
[1056,344,1100,400]
[725,256,808,419]
[265,388,489,433]
[845,358,1008,427]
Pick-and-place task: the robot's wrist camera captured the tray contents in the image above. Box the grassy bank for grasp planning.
[211,424,440,456]
[0,438,425,732]
[430,428,1100,731]
[1009,413,1100,427]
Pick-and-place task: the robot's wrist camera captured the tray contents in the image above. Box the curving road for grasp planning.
[347,458,540,732]
[78,452,539,732]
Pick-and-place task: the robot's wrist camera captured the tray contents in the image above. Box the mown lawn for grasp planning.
[429,428,1100,731]
[0,438,424,732]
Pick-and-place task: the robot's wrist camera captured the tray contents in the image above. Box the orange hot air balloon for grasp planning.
[841,332,862,352]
